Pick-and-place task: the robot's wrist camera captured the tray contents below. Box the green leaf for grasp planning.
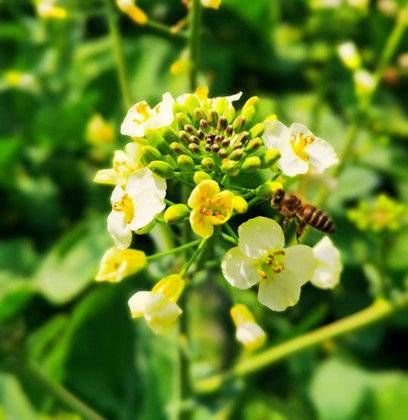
[34,217,111,304]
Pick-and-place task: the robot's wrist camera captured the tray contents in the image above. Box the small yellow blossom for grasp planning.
[128,274,185,334]
[201,0,221,9]
[116,0,147,25]
[347,194,406,232]
[230,304,266,350]
[94,143,143,186]
[96,247,146,283]
[86,113,114,145]
[35,0,68,19]
[188,180,234,238]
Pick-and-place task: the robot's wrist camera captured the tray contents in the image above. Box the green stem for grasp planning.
[144,20,187,42]
[23,360,104,420]
[106,0,132,110]
[147,240,201,261]
[180,238,208,277]
[221,232,237,245]
[224,223,238,241]
[194,297,408,394]
[188,0,202,90]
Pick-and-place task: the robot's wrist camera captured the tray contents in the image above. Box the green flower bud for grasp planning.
[140,145,162,165]
[148,161,175,179]
[164,204,190,224]
[229,148,244,161]
[193,108,206,121]
[193,171,211,184]
[241,96,258,120]
[232,196,248,214]
[144,130,170,153]
[250,122,265,138]
[177,154,195,170]
[209,110,219,127]
[232,116,245,130]
[245,137,262,152]
[215,97,229,115]
[221,159,239,176]
[170,142,187,154]
[242,156,261,171]
[201,157,215,171]
[184,95,201,113]
[256,181,283,199]
[261,148,280,168]
[176,112,190,130]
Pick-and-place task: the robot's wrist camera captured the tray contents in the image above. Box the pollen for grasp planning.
[134,102,151,122]
[262,249,285,275]
[290,133,315,161]
[113,194,134,224]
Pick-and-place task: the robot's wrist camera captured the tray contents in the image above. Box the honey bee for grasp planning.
[271,189,334,239]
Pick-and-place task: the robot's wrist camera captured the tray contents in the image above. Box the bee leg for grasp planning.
[282,217,290,232]
[296,221,306,242]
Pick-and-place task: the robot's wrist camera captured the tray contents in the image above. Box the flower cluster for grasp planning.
[94,88,342,345]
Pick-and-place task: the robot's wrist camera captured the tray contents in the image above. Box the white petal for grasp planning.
[236,321,266,349]
[258,270,304,312]
[128,194,165,231]
[263,120,290,151]
[278,150,309,176]
[107,211,132,249]
[306,137,338,174]
[110,185,125,205]
[284,245,316,286]
[120,106,147,137]
[128,291,151,318]
[144,293,182,334]
[225,92,243,103]
[289,122,312,137]
[126,168,167,200]
[238,217,285,259]
[311,236,342,289]
[221,247,260,289]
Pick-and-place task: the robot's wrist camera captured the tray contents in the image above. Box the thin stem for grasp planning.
[221,232,237,245]
[23,360,104,420]
[147,240,201,261]
[224,223,238,241]
[188,0,202,90]
[194,297,408,394]
[180,238,208,277]
[144,20,188,42]
[105,0,132,110]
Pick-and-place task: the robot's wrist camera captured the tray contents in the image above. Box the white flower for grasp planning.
[221,217,316,311]
[230,304,266,350]
[128,274,184,334]
[263,120,338,176]
[107,168,166,249]
[354,69,376,96]
[337,42,361,70]
[311,236,342,289]
[121,92,174,137]
[94,142,142,186]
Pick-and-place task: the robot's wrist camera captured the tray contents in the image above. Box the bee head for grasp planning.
[271,189,285,208]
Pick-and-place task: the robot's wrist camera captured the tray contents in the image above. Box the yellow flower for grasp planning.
[230,304,266,350]
[96,247,146,283]
[35,0,68,19]
[201,0,221,9]
[128,274,185,334]
[116,0,148,25]
[86,113,114,145]
[188,180,234,238]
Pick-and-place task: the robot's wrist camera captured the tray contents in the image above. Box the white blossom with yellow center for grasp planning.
[128,274,185,334]
[337,42,361,70]
[36,0,67,19]
[108,168,166,249]
[121,93,174,138]
[263,120,338,176]
[94,142,142,186]
[311,236,342,289]
[222,217,316,311]
[230,304,266,350]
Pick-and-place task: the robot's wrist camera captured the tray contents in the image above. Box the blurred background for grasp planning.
[1,0,408,419]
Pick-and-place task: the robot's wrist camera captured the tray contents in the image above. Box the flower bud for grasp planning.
[184,95,201,113]
[249,122,265,138]
[177,154,195,170]
[232,196,248,214]
[201,157,215,171]
[176,112,190,130]
[256,181,283,199]
[261,149,280,168]
[241,96,259,120]
[221,159,239,176]
[209,110,219,127]
[148,161,175,178]
[193,108,206,121]
[193,171,211,184]
[245,138,262,152]
[164,204,190,224]
[170,142,187,154]
[241,156,261,171]
[232,116,245,130]
[140,145,162,165]
[229,148,244,161]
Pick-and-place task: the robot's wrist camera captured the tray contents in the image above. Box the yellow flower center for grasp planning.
[199,198,228,220]
[112,194,134,224]
[290,132,314,161]
[258,249,286,279]
[134,102,151,123]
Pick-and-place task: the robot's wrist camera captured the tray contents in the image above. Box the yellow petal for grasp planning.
[230,304,256,326]
[190,209,214,238]
[209,190,234,224]
[187,179,220,209]
[152,274,185,303]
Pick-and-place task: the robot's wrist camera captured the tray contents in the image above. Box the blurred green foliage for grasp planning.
[0,0,408,419]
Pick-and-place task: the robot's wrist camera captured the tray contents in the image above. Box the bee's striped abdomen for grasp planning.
[300,205,335,233]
